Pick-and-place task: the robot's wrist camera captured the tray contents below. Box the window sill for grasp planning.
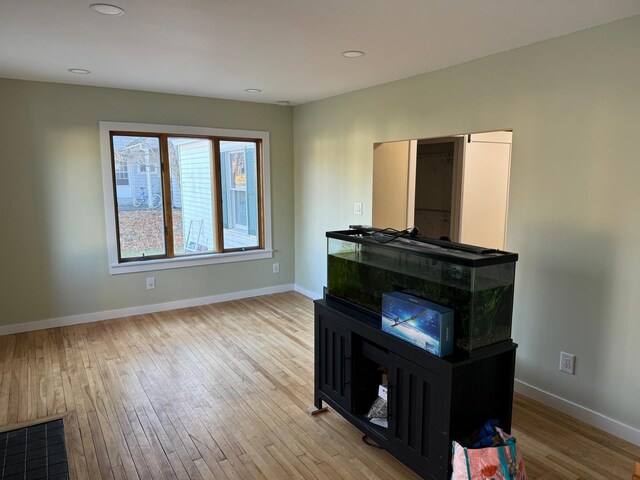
[109,249,273,275]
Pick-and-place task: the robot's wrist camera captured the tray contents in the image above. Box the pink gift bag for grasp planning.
[451,428,526,480]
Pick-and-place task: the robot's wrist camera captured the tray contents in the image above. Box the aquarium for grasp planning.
[326,228,518,354]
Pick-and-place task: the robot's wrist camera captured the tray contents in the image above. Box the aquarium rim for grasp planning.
[326,229,518,268]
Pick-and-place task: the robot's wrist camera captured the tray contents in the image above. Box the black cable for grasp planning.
[353,225,504,255]
[369,227,418,244]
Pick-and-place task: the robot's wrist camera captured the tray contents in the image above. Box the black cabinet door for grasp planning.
[389,354,448,479]
[316,310,352,410]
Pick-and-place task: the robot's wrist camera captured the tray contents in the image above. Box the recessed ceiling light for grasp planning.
[68,68,91,74]
[89,3,125,16]
[277,101,291,106]
[244,88,262,93]
[341,50,365,58]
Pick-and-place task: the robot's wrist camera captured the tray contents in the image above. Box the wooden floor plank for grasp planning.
[0,292,638,479]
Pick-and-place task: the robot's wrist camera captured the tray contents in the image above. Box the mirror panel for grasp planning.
[372,131,512,250]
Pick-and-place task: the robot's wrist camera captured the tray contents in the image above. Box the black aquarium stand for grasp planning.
[314,298,517,480]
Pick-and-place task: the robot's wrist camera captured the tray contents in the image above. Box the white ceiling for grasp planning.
[1,0,639,105]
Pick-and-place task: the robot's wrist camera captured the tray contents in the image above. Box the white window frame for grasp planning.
[99,121,273,275]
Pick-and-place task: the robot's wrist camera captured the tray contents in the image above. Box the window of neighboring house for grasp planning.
[100,122,272,274]
[137,164,159,175]
[114,162,129,185]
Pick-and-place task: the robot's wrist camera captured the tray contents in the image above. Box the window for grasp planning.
[137,164,159,175]
[100,122,272,274]
[114,162,129,185]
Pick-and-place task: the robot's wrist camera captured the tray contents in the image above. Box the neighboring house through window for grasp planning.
[137,164,159,175]
[99,122,272,274]
[114,162,129,185]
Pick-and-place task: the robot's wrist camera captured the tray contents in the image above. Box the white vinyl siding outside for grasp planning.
[171,138,215,253]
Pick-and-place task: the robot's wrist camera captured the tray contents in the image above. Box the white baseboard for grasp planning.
[515,379,640,446]
[293,284,322,300]
[0,284,296,336]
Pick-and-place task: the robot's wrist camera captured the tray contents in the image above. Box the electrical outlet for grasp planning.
[146,277,155,290]
[272,263,280,274]
[353,202,363,215]
[559,351,575,375]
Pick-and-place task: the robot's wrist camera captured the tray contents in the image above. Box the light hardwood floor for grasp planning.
[0,292,638,479]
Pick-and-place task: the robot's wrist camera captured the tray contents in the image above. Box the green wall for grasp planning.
[294,16,640,432]
[0,79,294,325]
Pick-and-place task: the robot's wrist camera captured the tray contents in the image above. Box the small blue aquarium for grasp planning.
[382,291,453,357]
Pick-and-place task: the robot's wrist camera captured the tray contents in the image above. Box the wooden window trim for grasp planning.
[213,138,225,252]
[159,136,174,259]
[107,128,267,264]
[217,136,264,253]
[110,131,166,263]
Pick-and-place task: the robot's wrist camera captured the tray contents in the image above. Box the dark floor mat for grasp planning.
[0,419,69,480]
